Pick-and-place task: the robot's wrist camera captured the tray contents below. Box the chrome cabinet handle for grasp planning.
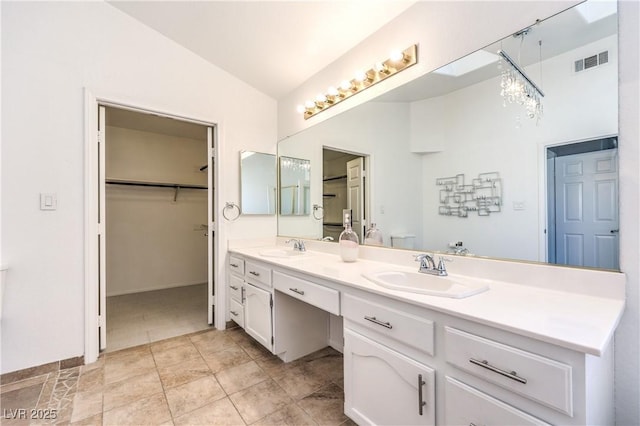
[364,316,392,329]
[230,285,238,290]
[610,229,619,233]
[418,374,426,415]
[249,271,260,276]
[241,287,245,303]
[289,288,305,296]
[230,310,238,316]
[230,263,239,268]
[469,358,527,384]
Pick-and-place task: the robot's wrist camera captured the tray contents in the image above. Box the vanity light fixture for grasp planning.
[498,29,544,122]
[298,44,418,120]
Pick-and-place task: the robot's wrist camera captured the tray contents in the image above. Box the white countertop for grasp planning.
[229,242,625,357]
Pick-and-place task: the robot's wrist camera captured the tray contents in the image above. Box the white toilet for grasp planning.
[390,234,416,249]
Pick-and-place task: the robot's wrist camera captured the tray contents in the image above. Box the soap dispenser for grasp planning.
[339,209,359,262]
[364,223,383,246]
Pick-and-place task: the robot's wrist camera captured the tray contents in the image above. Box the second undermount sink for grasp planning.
[259,248,310,259]
[362,269,489,298]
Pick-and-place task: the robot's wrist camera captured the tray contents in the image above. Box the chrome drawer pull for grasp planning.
[230,263,239,268]
[418,374,426,415]
[364,316,392,329]
[249,271,260,276]
[230,285,239,290]
[469,358,528,384]
[241,287,245,303]
[289,287,305,296]
[230,310,238,316]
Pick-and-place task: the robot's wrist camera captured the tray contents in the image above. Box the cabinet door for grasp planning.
[244,283,273,351]
[344,328,435,425]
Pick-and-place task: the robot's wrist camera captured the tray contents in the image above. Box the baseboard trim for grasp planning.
[0,355,84,386]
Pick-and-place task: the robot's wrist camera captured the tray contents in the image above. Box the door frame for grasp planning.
[83,89,221,363]
[537,134,618,263]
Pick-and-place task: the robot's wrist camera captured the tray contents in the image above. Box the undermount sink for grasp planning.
[259,248,310,259]
[362,270,489,298]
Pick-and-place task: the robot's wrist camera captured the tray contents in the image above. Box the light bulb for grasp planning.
[304,100,315,109]
[327,86,339,97]
[354,70,367,82]
[389,50,404,62]
[315,93,327,103]
[340,80,352,91]
[374,62,388,74]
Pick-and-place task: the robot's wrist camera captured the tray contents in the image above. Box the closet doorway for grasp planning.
[322,148,369,242]
[99,105,216,352]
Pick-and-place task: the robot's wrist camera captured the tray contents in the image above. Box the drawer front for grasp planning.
[229,275,243,302]
[229,298,244,328]
[245,261,272,287]
[273,271,340,315]
[228,256,245,275]
[445,376,550,426]
[444,327,573,415]
[343,293,434,356]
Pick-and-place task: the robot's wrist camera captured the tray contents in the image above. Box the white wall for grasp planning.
[1,2,277,374]
[278,102,424,247]
[106,126,208,296]
[416,35,618,260]
[278,2,638,424]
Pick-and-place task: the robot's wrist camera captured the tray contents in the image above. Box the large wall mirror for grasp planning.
[279,156,311,216]
[278,0,620,271]
[240,151,277,215]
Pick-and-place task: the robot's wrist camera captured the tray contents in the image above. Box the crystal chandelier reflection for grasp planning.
[498,30,544,123]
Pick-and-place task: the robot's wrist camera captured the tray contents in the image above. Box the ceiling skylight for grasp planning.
[575,0,617,24]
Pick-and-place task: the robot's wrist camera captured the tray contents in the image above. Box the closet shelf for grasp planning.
[323,222,344,227]
[323,175,347,182]
[323,194,337,198]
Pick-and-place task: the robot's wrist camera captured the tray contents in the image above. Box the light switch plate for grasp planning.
[40,193,57,211]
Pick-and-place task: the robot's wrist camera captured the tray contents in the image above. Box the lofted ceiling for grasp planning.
[107,1,417,100]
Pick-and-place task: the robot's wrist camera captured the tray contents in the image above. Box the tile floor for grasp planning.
[0,327,354,426]
[106,284,211,352]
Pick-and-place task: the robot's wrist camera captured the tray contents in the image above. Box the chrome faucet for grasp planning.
[286,238,306,252]
[415,253,450,276]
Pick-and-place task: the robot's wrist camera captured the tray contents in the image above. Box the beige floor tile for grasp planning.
[70,412,102,425]
[0,374,48,395]
[103,371,163,411]
[151,342,201,369]
[157,356,212,389]
[201,344,251,374]
[150,335,193,354]
[234,335,273,360]
[70,391,103,423]
[0,383,43,413]
[297,383,347,426]
[300,348,344,384]
[252,402,317,426]
[215,360,268,395]
[255,355,302,378]
[165,376,226,418]
[271,364,329,400]
[229,379,293,424]
[191,331,238,356]
[103,392,171,426]
[173,397,245,426]
[104,347,156,385]
[77,366,104,394]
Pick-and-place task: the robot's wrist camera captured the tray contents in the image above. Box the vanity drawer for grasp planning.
[343,293,434,356]
[273,271,340,315]
[245,261,272,287]
[229,298,244,328]
[445,376,550,426]
[229,274,244,302]
[444,327,573,415]
[228,256,245,275]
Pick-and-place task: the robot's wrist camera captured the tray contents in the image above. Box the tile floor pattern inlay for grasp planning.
[0,327,355,426]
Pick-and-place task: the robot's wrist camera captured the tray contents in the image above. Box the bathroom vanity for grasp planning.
[227,239,624,425]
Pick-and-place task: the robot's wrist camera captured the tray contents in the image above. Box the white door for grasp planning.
[344,328,435,425]
[244,283,273,351]
[98,106,107,351]
[207,127,215,325]
[346,158,365,241]
[554,149,618,269]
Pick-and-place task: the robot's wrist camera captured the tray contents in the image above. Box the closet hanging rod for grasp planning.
[105,179,207,190]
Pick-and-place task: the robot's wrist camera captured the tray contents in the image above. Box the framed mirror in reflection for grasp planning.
[277,0,620,271]
[240,151,277,215]
[279,156,311,216]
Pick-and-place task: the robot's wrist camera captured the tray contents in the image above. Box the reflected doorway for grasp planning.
[546,137,619,269]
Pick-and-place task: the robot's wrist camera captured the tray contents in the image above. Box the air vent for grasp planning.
[574,50,609,73]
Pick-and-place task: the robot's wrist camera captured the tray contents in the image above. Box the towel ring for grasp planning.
[223,202,241,221]
[312,204,324,220]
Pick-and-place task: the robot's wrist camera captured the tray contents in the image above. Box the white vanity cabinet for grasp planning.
[227,255,274,352]
[343,293,436,425]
